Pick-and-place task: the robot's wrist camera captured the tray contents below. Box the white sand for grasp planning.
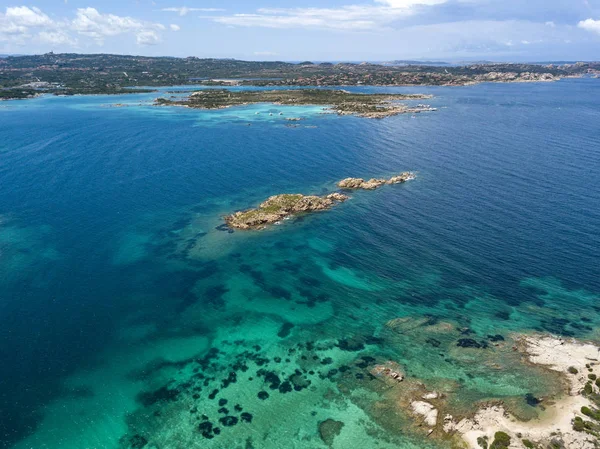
[446,335,600,449]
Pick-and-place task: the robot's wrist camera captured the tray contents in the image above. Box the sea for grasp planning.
[0,79,599,449]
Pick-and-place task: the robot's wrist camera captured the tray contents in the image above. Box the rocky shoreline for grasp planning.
[224,172,416,230]
[224,193,349,230]
[373,328,600,449]
[448,335,600,449]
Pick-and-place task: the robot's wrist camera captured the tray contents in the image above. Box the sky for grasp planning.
[0,0,600,61]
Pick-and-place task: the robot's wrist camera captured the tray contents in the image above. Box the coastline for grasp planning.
[448,335,600,448]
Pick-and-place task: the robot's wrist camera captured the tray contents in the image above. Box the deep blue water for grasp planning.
[0,80,599,448]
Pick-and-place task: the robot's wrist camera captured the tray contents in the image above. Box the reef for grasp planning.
[155,89,435,118]
[318,419,345,446]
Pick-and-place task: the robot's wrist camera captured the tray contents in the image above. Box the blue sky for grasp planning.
[1,0,600,61]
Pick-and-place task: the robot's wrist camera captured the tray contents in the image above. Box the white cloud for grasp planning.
[0,6,174,48]
[376,0,447,6]
[38,30,77,46]
[161,7,225,16]
[210,4,425,31]
[206,0,464,31]
[73,8,147,39]
[136,30,161,45]
[71,7,169,45]
[0,6,56,43]
[170,23,181,31]
[5,6,53,27]
[578,18,600,35]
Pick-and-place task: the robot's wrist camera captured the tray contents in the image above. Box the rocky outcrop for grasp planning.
[224,193,349,230]
[411,401,439,427]
[224,172,414,230]
[474,72,559,83]
[338,172,415,190]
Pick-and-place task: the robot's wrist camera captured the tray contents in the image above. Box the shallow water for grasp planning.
[0,80,599,448]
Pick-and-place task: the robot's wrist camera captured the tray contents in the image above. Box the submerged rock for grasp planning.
[457,338,487,349]
[219,416,239,427]
[371,361,405,383]
[318,419,345,446]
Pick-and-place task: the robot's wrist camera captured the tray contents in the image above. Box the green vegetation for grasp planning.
[521,439,535,448]
[224,193,349,230]
[490,431,511,449]
[0,88,38,99]
[548,439,566,449]
[156,89,433,118]
[581,406,600,421]
[573,415,600,437]
[477,435,488,449]
[568,366,579,374]
[1,53,599,99]
[589,374,597,380]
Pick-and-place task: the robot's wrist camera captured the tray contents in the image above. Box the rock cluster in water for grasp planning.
[225,193,349,230]
[224,172,415,230]
[337,172,415,190]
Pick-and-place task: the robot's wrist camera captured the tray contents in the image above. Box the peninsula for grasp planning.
[155,89,435,118]
[224,173,415,230]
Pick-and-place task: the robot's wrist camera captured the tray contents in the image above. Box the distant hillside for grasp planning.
[0,53,598,98]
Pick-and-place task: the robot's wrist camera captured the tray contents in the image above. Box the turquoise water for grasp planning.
[0,80,599,448]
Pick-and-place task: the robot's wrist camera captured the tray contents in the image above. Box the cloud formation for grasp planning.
[376,0,447,6]
[72,7,164,44]
[210,3,433,31]
[161,7,225,16]
[578,18,600,35]
[1,1,599,60]
[0,5,174,47]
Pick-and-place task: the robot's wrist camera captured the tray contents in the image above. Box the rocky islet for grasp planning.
[224,172,416,230]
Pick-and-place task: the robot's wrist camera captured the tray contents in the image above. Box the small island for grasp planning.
[155,89,435,119]
[224,172,416,230]
[338,172,416,189]
[225,193,349,230]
